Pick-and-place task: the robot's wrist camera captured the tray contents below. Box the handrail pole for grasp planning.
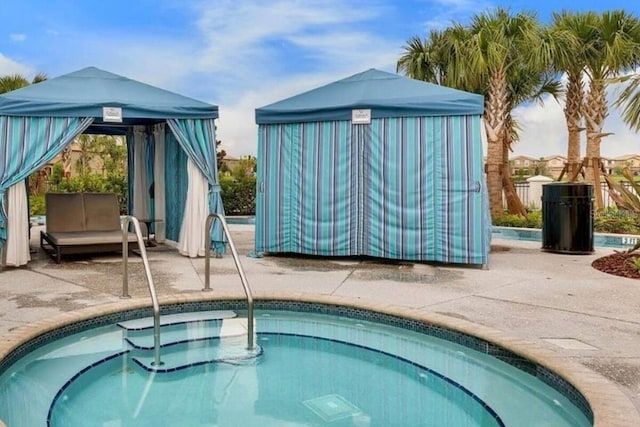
[203,215,214,292]
[205,213,255,350]
[122,215,163,366]
[121,219,130,298]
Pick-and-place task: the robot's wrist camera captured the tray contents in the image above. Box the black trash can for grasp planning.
[542,183,594,254]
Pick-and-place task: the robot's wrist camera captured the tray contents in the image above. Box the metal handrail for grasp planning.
[122,216,162,366]
[204,213,255,350]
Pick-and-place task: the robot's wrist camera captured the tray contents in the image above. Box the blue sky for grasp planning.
[1,0,639,158]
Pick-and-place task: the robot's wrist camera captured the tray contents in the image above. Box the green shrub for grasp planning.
[50,163,64,185]
[104,171,128,214]
[221,176,256,215]
[29,195,46,216]
[493,211,542,229]
[594,209,640,234]
[494,208,640,235]
[57,174,107,193]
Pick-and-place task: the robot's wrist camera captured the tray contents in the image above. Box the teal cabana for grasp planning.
[0,67,225,266]
[254,69,490,265]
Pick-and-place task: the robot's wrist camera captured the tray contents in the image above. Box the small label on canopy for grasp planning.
[103,107,123,123]
[352,109,371,124]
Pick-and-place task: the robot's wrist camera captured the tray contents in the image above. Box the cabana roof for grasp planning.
[255,68,484,124]
[0,66,218,124]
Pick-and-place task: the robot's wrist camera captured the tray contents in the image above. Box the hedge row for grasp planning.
[220,176,256,216]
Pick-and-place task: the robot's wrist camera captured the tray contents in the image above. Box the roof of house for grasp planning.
[612,154,640,161]
[510,155,538,161]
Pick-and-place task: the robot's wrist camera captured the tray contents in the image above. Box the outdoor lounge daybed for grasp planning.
[40,193,138,263]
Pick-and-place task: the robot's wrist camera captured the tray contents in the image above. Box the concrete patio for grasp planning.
[0,224,639,425]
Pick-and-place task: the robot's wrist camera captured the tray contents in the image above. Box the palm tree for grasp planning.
[584,10,640,208]
[0,72,47,94]
[549,11,597,180]
[397,28,467,88]
[614,73,640,131]
[463,8,549,218]
[502,67,562,213]
[397,35,433,82]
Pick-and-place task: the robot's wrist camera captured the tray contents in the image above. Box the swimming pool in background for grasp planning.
[0,302,592,427]
[492,226,638,250]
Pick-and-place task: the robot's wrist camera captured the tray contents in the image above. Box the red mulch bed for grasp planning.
[592,251,640,279]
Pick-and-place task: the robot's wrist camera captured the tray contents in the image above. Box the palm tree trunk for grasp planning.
[485,69,508,218]
[584,78,608,209]
[564,71,584,180]
[502,115,526,215]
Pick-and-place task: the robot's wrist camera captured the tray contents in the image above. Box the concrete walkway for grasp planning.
[0,224,639,425]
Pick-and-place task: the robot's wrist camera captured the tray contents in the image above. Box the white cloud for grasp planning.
[191,1,395,85]
[422,0,492,29]
[185,0,403,155]
[0,53,32,76]
[217,72,356,156]
[0,1,409,156]
[513,96,567,158]
[9,34,26,42]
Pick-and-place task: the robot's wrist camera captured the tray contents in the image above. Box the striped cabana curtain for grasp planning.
[166,118,226,253]
[256,115,489,265]
[0,116,94,265]
[163,130,188,243]
[256,120,358,255]
[363,115,488,264]
[130,126,151,220]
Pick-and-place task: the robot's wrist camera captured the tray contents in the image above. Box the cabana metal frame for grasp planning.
[254,69,491,265]
[0,66,225,266]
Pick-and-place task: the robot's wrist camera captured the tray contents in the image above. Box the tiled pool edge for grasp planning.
[0,293,637,427]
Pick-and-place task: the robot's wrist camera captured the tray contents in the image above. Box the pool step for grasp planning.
[132,334,262,373]
[125,317,249,349]
[117,310,237,331]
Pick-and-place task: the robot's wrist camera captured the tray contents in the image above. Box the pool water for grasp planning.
[0,309,591,426]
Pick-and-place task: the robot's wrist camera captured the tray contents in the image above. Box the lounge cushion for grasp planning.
[45,193,85,233]
[83,193,122,231]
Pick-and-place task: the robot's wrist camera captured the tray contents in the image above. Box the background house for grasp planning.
[608,154,640,175]
[542,155,566,179]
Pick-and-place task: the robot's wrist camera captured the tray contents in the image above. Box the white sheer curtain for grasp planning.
[178,158,208,257]
[4,181,30,266]
[153,124,166,242]
[132,126,150,220]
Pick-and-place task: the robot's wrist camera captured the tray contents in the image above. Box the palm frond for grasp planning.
[613,73,640,131]
[0,74,30,94]
[603,167,640,211]
[32,72,48,84]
